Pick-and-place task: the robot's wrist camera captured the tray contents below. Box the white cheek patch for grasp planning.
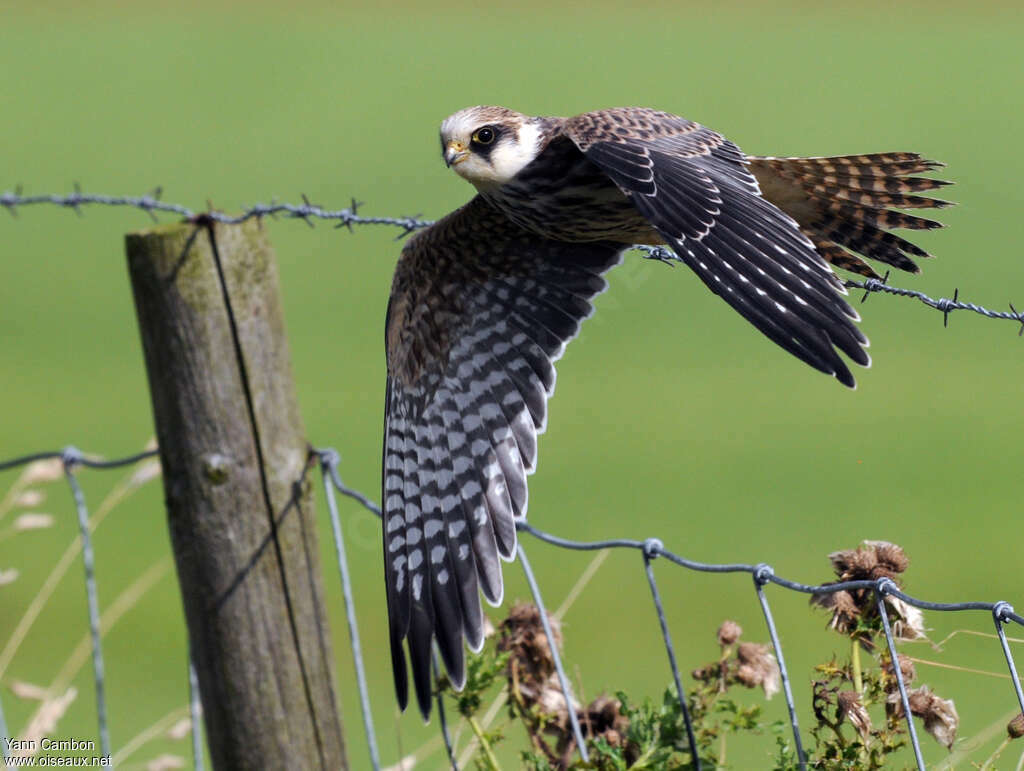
[455,121,544,191]
[487,122,543,184]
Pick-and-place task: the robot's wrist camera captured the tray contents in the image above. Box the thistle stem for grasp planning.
[851,639,864,694]
[469,714,502,770]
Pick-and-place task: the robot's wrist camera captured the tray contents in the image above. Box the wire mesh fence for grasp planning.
[2,189,1023,770]
[2,445,1023,770]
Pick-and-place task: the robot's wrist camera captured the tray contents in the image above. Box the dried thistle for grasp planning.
[829,540,908,583]
[810,589,861,634]
[735,642,780,699]
[887,686,959,749]
[881,654,917,690]
[717,620,742,648]
[1008,712,1024,740]
[498,603,564,694]
[837,690,872,740]
[885,596,926,641]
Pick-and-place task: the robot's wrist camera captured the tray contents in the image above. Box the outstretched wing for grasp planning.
[384,196,624,718]
[564,108,870,387]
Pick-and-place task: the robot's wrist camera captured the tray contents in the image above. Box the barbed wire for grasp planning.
[0,187,432,237]
[3,187,1024,333]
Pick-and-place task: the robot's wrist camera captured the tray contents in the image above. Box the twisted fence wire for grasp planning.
[3,187,1024,332]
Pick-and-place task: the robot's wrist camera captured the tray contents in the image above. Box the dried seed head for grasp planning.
[882,654,917,689]
[921,693,958,749]
[585,695,630,744]
[736,642,780,699]
[1008,713,1024,739]
[837,690,873,739]
[498,603,563,679]
[829,546,878,579]
[828,540,909,582]
[535,680,573,720]
[717,620,743,648]
[888,686,959,749]
[498,603,571,715]
[865,540,909,574]
[886,597,927,641]
[811,589,861,633]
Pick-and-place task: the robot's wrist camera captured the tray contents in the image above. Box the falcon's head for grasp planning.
[440,106,544,191]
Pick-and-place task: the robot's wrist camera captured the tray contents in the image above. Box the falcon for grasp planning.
[383,105,951,718]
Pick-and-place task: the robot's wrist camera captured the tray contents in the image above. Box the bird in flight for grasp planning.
[383,105,951,718]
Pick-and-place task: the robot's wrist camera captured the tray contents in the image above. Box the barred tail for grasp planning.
[749,153,954,278]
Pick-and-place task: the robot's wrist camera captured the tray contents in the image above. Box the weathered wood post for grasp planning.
[126,220,347,770]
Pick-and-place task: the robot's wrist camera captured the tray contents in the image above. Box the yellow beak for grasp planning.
[444,141,470,168]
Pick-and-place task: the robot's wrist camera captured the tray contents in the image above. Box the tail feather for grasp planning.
[749,152,953,279]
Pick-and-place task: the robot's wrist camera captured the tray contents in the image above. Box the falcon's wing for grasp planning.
[384,196,624,718]
[564,108,870,387]
[747,153,953,279]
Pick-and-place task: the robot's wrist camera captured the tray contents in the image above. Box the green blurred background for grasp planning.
[2,1,1022,767]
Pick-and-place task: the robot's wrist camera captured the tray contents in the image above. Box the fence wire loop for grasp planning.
[753,562,774,585]
[994,600,1016,623]
[61,444,84,469]
[642,536,663,559]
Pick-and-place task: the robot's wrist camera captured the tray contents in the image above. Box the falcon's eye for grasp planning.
[472,126,497,145]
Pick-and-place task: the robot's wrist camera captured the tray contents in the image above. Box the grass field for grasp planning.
[2,1,1023,767]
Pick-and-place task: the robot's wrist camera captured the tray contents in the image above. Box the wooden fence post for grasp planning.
[125,220,347,770]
